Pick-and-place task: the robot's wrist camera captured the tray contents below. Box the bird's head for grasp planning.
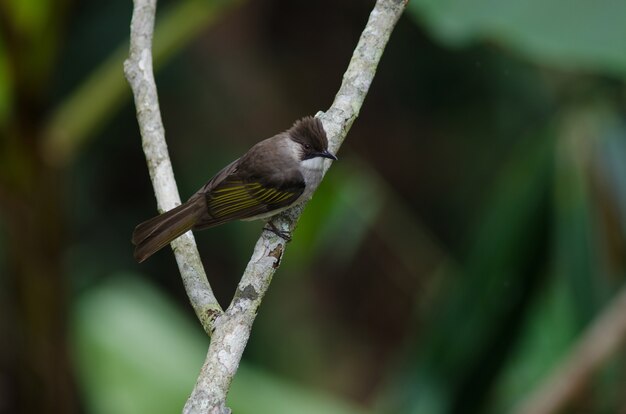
[288,117,337,161]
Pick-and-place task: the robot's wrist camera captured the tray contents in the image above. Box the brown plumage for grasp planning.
[132,116,335,262]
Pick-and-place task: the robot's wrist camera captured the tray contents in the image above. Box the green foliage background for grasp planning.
[1,0,625,413]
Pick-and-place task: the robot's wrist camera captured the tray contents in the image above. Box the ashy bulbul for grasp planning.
[132,116,336,262]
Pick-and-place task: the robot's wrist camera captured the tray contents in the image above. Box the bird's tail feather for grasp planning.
[132,197,204,263]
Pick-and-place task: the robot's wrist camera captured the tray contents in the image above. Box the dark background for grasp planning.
[1,0,626,413]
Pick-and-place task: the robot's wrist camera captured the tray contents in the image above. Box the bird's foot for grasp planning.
[264,221,292,242]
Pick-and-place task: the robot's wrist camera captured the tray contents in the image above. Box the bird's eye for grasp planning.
[304,144,311,150]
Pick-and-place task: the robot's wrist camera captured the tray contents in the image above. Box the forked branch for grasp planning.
[124,0,407,412]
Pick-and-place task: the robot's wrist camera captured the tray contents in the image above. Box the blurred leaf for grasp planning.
[487,272,578,413]
[400,127,554,414]
[409,0,626,76]
[71,274,206,414]
[287,160,384,268]
[472,104,625,413]
[554,106,618,323]
[72,274,368,414]
[310,161,384,265]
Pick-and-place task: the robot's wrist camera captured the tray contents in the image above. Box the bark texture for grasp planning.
[124,0,408,412]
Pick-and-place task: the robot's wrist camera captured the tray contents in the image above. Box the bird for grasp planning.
[132,116,337,263]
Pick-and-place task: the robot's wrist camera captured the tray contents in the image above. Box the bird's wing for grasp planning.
[194,165,305,229]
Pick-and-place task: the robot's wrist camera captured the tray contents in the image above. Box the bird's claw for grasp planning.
[264,221,292,242]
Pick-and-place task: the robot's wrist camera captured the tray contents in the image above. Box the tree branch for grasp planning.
[124,0,223,334]
[124,0,407,412]
[184,1,407,412]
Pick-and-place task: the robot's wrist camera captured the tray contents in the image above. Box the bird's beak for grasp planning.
[318,150,338,161]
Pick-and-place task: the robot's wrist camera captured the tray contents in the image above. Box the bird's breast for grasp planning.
[298,157,325,200]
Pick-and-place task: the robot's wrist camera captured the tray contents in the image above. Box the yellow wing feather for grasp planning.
[207,182,298,219]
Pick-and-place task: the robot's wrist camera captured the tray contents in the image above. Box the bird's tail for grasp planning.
[132,196,205,263]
